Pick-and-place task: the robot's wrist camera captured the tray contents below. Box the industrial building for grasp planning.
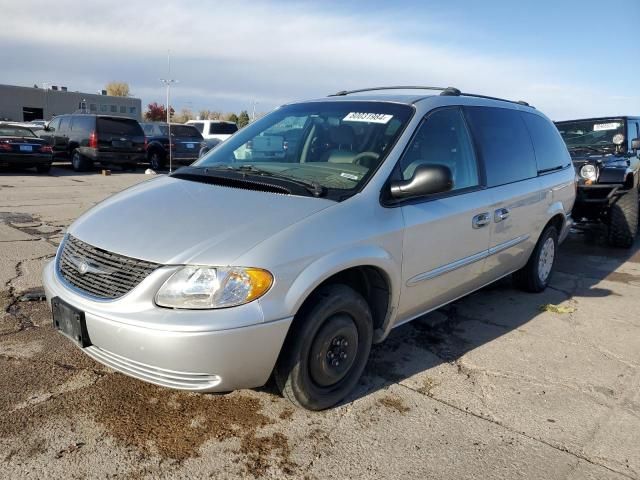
[0,83,142,122]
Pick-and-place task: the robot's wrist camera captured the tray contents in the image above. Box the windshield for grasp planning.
[192,101,413,196]
[556,119,625,150]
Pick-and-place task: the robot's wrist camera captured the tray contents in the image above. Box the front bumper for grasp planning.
[575,183,625,205]
[42,260,292,392]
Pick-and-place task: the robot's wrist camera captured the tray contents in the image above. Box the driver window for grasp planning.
[399,108,479,191]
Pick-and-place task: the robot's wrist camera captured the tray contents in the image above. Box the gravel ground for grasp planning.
[1,165,639,479]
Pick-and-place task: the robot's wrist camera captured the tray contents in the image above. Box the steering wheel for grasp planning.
[352,151,380,167]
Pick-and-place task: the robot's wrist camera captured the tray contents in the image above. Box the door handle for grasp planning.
[494,208,510,222]
[472,212,491,229]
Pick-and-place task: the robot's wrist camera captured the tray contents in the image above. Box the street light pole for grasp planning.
[160,52,178,173]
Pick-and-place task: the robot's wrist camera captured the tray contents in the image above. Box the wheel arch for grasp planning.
[283,247,400,343]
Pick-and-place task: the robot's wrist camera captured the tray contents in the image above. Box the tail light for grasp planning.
[0,142,11,151]
[144,137,148,150]
[88,131,98,148]
[39,145,53,153]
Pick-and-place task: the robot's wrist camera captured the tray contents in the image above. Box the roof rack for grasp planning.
[329,86,532,108]
[330,86,456,96]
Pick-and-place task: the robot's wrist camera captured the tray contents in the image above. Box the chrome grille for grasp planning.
[58,235,160,299]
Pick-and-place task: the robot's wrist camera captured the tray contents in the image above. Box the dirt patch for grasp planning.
[417,376,440,396]
[240,430,297,477]
[279,407,294,420]
[0,367,297,477]
[377,395,410,414]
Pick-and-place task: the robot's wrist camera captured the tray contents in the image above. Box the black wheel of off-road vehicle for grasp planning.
[608,187,638,248]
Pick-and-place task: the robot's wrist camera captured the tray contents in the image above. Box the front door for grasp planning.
[396,107,493,323]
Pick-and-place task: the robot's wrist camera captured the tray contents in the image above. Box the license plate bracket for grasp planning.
[20,145,33,152]
[52,297,92,348]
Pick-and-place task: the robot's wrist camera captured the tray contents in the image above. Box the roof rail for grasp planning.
[329,86,455,96]
[329,85,533,108]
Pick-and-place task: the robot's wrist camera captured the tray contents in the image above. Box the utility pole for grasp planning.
[252,99,258,122]
[160,50,178,173]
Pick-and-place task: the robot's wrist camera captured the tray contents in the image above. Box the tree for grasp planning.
[198,110,223,120]
[173,108,195,123]
[105,81,130,97]
[144,102,174,122]
[225,113,239,123]
[237,110,250,128]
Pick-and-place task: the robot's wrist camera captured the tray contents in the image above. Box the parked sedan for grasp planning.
[141,123,204,170]
[0,124,53,173]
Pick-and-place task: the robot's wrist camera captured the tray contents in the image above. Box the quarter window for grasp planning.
[465,106,537,187]
[399,108,479,191]
[521,112,571,173]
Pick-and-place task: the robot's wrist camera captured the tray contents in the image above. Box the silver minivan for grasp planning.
[43,87,576,410]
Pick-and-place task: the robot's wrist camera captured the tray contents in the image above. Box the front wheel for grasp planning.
[514,225,558,293]
[608,187,638,248]
[274,284,373,410]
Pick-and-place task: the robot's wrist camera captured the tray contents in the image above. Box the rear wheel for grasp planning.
[608,187,638,248]
[514,225,558,293]
[71,150,90,172]
[35,163,51,174]
[274,284,373,410]
[149,150,166,170]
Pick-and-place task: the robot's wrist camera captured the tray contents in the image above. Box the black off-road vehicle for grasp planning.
[556,116,640,248]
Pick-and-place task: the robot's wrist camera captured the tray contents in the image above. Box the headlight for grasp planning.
[156,266,273,309]
[580,164,597,181]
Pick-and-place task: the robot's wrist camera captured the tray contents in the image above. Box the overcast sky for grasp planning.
[1,0,639,120]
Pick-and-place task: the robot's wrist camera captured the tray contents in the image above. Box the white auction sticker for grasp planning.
[340,172,359,181]
[343,112,393,124]
[593,122,621,131]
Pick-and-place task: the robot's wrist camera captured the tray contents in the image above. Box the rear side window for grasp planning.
[521,112,571,173]
[189,122,204,133]
[97,118,144,137]
[71,116,94,134]
[465,106,537,187]
[209,123,238,135]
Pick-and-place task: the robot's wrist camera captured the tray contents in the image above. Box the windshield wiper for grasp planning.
[208,164,326,197]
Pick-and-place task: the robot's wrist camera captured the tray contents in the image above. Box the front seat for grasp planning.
[321,125,357,163]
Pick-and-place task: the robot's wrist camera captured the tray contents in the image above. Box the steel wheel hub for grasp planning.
[309,314,358,387]
[538,237,555,282]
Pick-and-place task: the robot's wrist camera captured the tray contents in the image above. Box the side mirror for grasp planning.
[632,138,640,151]
[390,164,453,199]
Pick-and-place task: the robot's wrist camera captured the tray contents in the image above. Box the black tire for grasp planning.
[71,150,90,172]
[514,225,558,293]
[608,187,638,248]
[35,163,51,174]
[274,284,373,410]
[148,150,166,170]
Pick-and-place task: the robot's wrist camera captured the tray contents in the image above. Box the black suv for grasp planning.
[556,116,640,247]
[140,123,204,170]
[40,114,146,171]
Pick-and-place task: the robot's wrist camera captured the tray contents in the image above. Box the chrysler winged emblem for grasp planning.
[67,255,115,275]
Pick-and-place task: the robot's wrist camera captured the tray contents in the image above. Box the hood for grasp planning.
[69,175,335,265]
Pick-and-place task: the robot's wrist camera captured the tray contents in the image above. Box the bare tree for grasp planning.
[198,109,223,120]
[173,108,195,124]
[105,81,130,97]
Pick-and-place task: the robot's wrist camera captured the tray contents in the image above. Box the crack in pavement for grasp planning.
[397,381,638,480]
